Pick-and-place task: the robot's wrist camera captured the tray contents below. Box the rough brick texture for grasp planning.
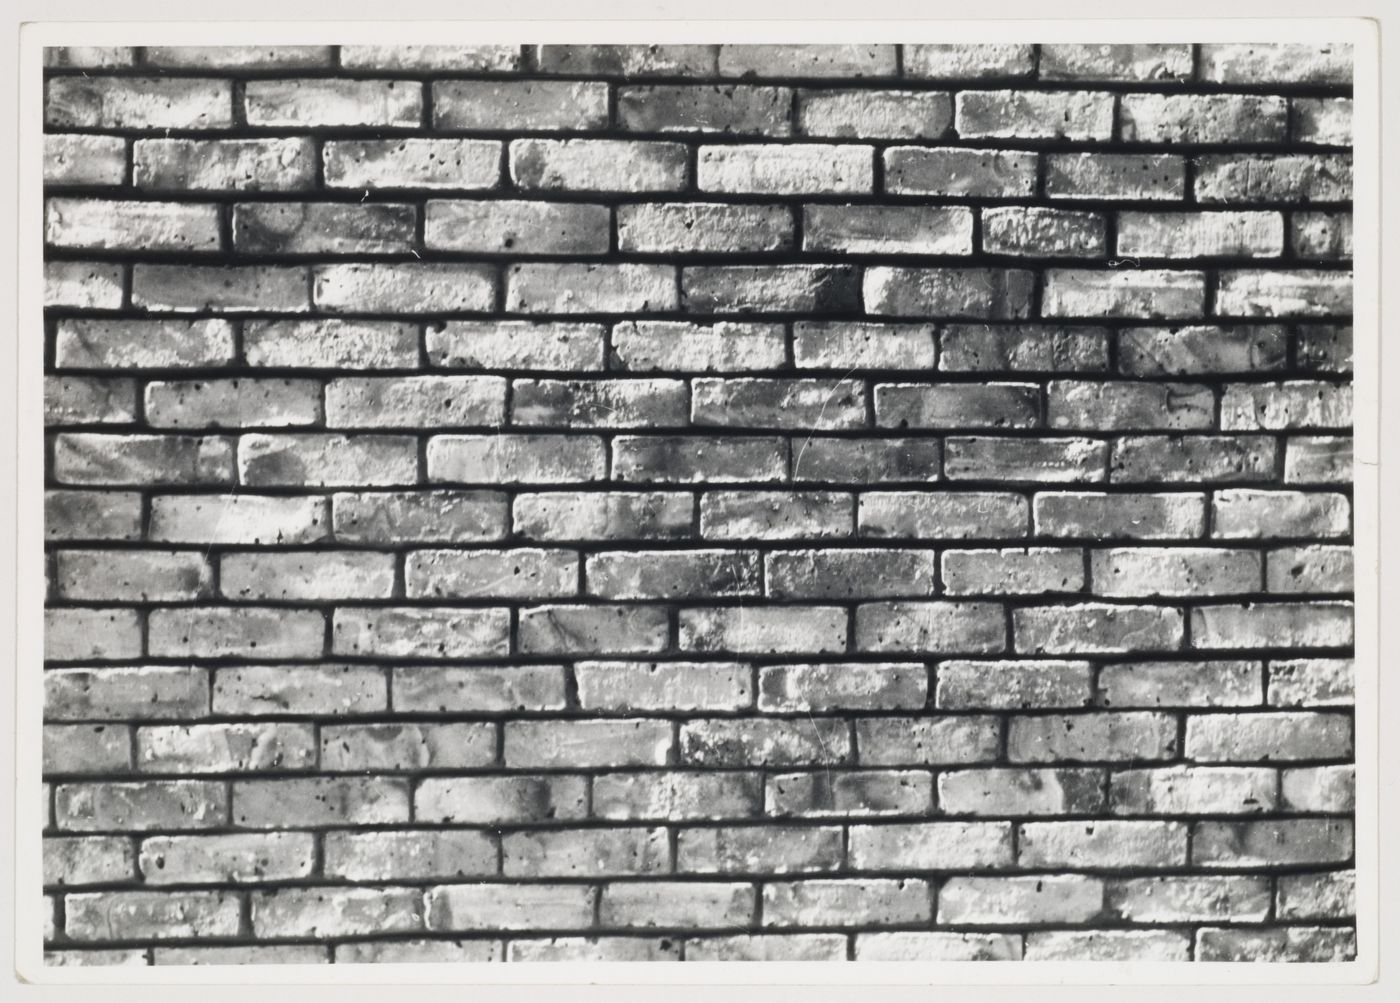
[42,42,1354,966]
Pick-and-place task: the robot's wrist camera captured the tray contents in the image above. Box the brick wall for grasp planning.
[41,42,1355,965]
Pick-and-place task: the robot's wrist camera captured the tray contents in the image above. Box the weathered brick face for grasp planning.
[41,41,1354,966]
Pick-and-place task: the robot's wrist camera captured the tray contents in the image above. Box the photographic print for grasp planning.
[38,40,1357,967]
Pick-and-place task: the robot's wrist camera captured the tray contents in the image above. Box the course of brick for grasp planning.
[41,42,1355,965]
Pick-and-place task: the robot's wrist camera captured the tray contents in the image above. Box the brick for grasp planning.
[1268,658,1354,706]
[233,203,415,255]
[679,825,844,874]
[1106,875,1270,922]
[759,663,926,712]
[1018,820,1188,868]
[238,433,418,487]
[45,666,210,722]
[613,435,786,484]
[698,144,873,194]
[407,548,577,599]
[1013,603,1184,654]
[805,205,971,255]
[1117,211,1284,258]
[1282,765,1354,812]
[618,204,793,255]
[392,664,567,713]
[849,821,1012,869]
[144,379,322,429]
[877,383,1039,430]
[798,89,951,139]
[696,379,861,430]
[1033,491,1205,539]
[54,433,235,486]
[766,548,938,600]
[939,767,1104,815]
[1111,435,1276,484]
[683,265,859,314]
[1293,98,1352,147]
[45,47,136,68]
[1009,711,1178,763]
[939,876,1104,924]
[252,887,423,938]
[45,608,141,662]
[506,263,677,313]
[45,261,123,309]
[426,884,594,931]
[244,319,418,370]
[982,207,1106,257]
[793,321,936,370]
[53,550,212,601]
[592,772,760,821]
[1195,154,1352,203]
[679,606,847,654]
[339,43,517,69]
[510,139,687,192]
[44,724,132,774]
[1193,819,1352,868]
[435,80,606,130]
[504,828,669,877]
[865,267,1034,319]
[45,490,143,541]
[1216,270,1352,318]
[690,934,846,961]
[507,938,679,962]
[680,718,849,766]
[1285,436,1352,484]
[1040,44,1193,81]
[41,373,127,426]
[936,660,1092,710]
[536,45,717,76]
[415,776,585,824]
[855,601,1006,654]
[428,434,605,484]
[155,945,329,965]
[1049,380,1216,430]
[1098,660,1263,708]
[1198,927,1355,963]
[513,377,686,428]
[767,770,936,816]
[586,550,758,600]
[512,491,692,541]
[429,321,605,371]
[762,879,930,927]
[1213,489,1351,539]
[1045,153,1186,200]
[794,438,943,484]
[1292,211,1353,259]
[44,135,127,186]
[718,45,896,78]
[1277,870,1355,920]
[1121,94,1287,144]
[884,147,1037,197]
[1198,43,1352,84]
[858,932,1022,961]
[574,661,752,711]
[149,494,329,545]
[1043,269,1205,319]
[314,263,494,314]
[601,882,754,928]
[47,77,232,129]
[44,836,136,885]
[518,604,668,654]
[219,551,393,601]
[858,491,1028,539]
[1025,930,1190,961]
[244,79,421,127]
[425,199,607,255]
[613,320,786,371]
[134,137,314,192]
[66,891,240,941]
[55,780,227,831]
[940,325,1110,373]
[149,606,325,659]
[945,436,1107,482]
[332,606,510,659]
[957,91,1114,140]
[1117,325,1287,376]
[322,139,501,191]
[1186,711,1352,762]
[326,375,506,428]
[47,199,219,253]
[143,46,332,68]
[902,44,1035,79]
[132,264,309,313]
[1090,547,1260,596]
[212,665,387,716]
[942,548,1083,595]
[856,716,1000,765]
[1267,545,1353,594]
[1109,766,1277,814]
[139,833,314,883]
[233,778,409,828]
[619,85,791,135]
[1221,381,1351,431]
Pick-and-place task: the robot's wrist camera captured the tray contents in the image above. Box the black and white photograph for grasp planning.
[7,5,1391,992]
